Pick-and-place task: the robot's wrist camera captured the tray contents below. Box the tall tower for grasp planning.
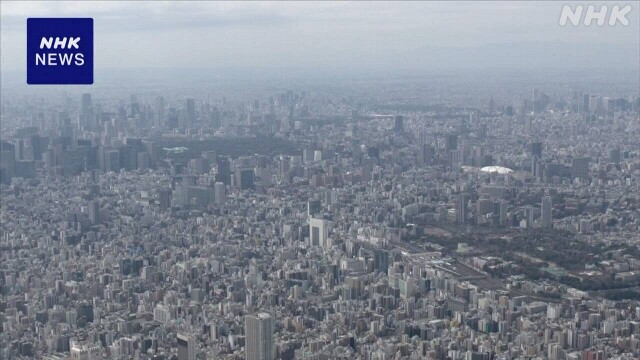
[214,182,226,207]
[541,196,552,229]
[177,333,195,360]
[185,98,196,128]
[80,93,94,130]
[456,193,468,225]
[528,142,543,158]
[81,93,92,111]
[245,313,274,360]
[88,200,100,225]
[216,157,231,185]
[393,115,404,132]
[155,96,166,129]
[499,200,508,227]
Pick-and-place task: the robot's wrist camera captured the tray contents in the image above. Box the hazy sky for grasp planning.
[1,1,639,74]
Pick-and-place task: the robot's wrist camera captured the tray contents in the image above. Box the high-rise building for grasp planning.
[541,196,552,229]
[417,144,434,166]
[216,157,231,185]
[367,146,379,159]
[526,206,535,229]
[302,148,312,163]
[155,96,166,129]
[456,194,468,224]
[88,200,100,225]
[499,201,508,227]
[245,313,273,360]
[571,157,590,180]
[448,149,461,172]
[528,142,543,158]
[313,150,322,162]
[185,98,196,128]
[214,182,226,207]
[307,200,322,217]
[609,148,621,164]
[177,333,195,360]
[137,152,150,170]
[80,93,94,130]
[0,144,16,183]
[394,115,404,132]
[104,150,120,173]
[445,134,458,151]
[236,167,255,190]
[159,189,172,210]
[81,93,92,111]
[309,217,328,247]
[582,94,590,112]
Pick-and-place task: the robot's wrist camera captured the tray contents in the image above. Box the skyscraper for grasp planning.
[417,144,434,167]
[177,333,195,360]
[571,157,590,180]
[448,149,461,172]
[186,98,196,128]
[80,93,94,130]
[528,142,543,158]
[81,93,92,111]
[216,157,231,185]
[499,200,508,227]
[609,148,621,164]
[526,206,535,229]
[307,200,322,217]
[456,194,467,225]
[541,196,552,229]
[88,200,100,225]
[309,217,328,247]
[393,115,404,132]
[445,134,458,151]
[155,96,166,129]
[159,189,172,210]
[214,182,226,207]
[245,313,273,360]
[236,167,255,190]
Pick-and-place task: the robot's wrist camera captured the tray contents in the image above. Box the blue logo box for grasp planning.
[27,18,93,85]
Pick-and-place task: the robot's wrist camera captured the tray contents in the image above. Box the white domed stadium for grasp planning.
[480,166,513,174]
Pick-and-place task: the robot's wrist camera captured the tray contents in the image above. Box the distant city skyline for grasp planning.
[2,1,639,76]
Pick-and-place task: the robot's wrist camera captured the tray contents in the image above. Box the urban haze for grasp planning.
[1,1,640,360]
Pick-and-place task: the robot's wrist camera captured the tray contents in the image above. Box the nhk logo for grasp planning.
[36,37,84,66]
[27,18,93,84]
[559,4,632,26]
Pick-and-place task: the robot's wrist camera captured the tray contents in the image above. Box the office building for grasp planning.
[185,98,196,128]
[541,196,552,229]
[529,142,543,158]
[214,182,226,207]
[394,115,404,132]
[236,167,255,190]
[456,194,468,224]
[245,313,273,360]
[571,157,590,180]
[216,157,231,185]
[309,217,329,247]
[177,333,195,360]
[88,201,100,225]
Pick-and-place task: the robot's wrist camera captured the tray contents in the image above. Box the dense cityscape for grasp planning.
[1,72,639,360]
[2,1,640,360]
